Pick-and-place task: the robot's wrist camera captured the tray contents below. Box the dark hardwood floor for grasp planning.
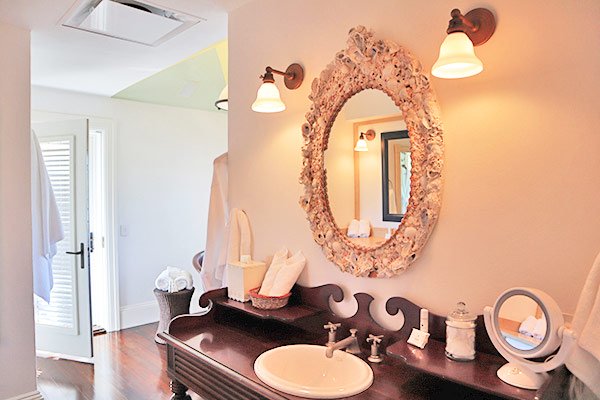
[37,323,202,400]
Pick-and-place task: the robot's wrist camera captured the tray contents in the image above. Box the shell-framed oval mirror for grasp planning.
[299,26,444,277]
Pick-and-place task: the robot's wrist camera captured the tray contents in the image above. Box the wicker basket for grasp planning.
[248,287,291,310]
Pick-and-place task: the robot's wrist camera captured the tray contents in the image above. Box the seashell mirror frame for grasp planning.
[299,26,444,278]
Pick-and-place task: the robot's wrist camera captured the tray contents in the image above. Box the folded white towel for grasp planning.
[155,267,194,293]
[268,251,306,297]
[358,219,371,238]
[347,219,360,238]
[518,315,538,336]
[532,317,547,341]
[259,247,288,295]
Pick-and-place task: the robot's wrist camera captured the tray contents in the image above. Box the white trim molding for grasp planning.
[120,300,159,330]
[4,390,43,400]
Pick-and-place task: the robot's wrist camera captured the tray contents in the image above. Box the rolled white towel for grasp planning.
[259,247,288,295]
[155,267,193,293]
[358,219,370,238]
[173,271,193,292]
[533,317,547,341]
[518,315,538,337]
[155,270,171,292]
[268,251,306,297]
[347,219,360,238]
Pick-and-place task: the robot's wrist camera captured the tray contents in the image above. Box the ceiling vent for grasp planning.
[61,0,204,46]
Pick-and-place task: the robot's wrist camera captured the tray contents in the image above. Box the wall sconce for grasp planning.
[432,8,496,79]
[215,84,228,111]
[354,129,375,152]
[252,63,304,113]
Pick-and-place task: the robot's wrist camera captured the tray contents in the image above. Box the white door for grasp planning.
[33,119,93,360]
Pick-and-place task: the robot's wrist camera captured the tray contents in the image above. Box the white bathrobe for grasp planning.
[200,153,229,290]
[566,250,600,397]
[31,131,64,303]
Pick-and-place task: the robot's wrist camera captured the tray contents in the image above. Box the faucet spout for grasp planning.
[325,329,360,358]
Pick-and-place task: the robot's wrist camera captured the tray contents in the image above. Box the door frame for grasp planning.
[89,117,120,332]
[32,110,120,332]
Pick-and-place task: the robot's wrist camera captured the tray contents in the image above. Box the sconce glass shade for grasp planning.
[252,82,286,113]
[432,32,483,79]
[215,84,228,111]
[354,136,368,152]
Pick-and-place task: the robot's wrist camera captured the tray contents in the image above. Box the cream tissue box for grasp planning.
[227,260,267,302]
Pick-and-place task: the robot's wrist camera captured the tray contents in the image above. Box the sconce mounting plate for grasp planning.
[465,8,495,46]
[364,129,376,140]
[284,63,304,90]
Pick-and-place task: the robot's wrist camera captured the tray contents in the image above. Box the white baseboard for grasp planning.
[4,391,43,400]
[120,300,159,330]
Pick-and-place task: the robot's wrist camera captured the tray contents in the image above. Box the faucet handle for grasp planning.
[349,328,358,336]
[324,322,341,332]
[367,334,384,363]
[367,334,383,344]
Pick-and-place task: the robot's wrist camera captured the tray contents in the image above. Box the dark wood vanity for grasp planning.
[159,285,564,400]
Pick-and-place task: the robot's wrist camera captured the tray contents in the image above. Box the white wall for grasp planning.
[0,22,38,400]
[32,87,228,328]
[228,0,600,325]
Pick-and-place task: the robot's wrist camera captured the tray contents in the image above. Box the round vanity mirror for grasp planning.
[325,89,408,249]
[496,294,547,353]
[484,287,577,390]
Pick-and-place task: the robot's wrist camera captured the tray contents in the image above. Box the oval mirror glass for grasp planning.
[497,294,547,351]
[325,89,407,249]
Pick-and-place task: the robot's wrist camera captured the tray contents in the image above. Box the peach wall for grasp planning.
[0,22,37,399]
[228,0,600,323]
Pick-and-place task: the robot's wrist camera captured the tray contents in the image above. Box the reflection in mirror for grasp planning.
[497,294,547,351]
[325,89,407,248]
[382,131,410,222]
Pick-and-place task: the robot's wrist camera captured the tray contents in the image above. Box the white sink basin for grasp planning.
[254,344,373,399]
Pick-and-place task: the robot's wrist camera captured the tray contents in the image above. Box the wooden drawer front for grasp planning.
[172,347,274,400]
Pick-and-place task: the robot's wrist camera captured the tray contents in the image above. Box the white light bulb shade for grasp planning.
[215,84,228,111]
[252,82,286,113]
[354,138,368,152]
[432,32,484,79]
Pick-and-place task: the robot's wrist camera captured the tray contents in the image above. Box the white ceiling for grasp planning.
[0,0,250,96]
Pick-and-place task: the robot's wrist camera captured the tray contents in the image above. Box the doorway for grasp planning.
[32,112,118,361]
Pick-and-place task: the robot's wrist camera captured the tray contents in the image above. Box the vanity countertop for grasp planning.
[159,286,552,400]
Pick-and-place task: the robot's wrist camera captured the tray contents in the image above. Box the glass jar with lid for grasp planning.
[445,301,476,361]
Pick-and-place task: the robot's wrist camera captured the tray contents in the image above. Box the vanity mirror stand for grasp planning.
[483,287,577,390]
[159,284,565,400]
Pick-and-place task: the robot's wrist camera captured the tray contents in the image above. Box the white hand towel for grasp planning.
[358,219,371,238]
[156,267,194,292]
[259,247,288,295]
[347,219,360,238]
[532,318,547,341]
[518,315,538,336]
[155,270,171,292]
[566,251,600,397]
[268,251,306,297]
[173,271,193,291]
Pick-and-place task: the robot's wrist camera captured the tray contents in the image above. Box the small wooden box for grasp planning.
[226,260,267,302]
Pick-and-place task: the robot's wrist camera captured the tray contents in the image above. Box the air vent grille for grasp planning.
[61,0,204,46]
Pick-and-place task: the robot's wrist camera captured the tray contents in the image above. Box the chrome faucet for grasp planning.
[325,328,361,358]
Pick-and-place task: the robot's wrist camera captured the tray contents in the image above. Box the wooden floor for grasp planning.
[37,323,202,400]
